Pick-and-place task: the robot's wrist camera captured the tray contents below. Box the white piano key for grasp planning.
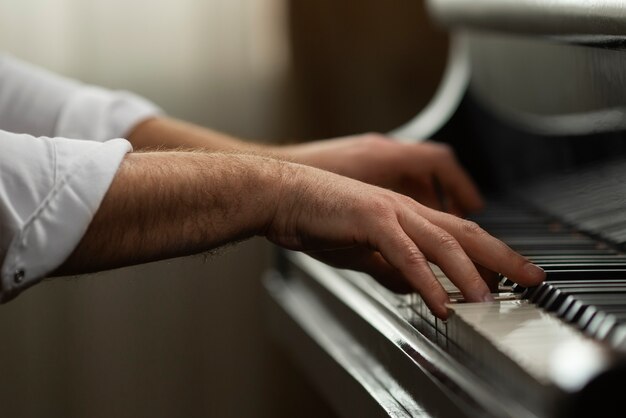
[447,300,612,387]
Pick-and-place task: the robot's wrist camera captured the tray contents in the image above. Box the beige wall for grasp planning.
[0,0,292,137]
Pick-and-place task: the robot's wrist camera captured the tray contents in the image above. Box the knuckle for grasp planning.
[368,195,396,220]
[397,193,418,207]
[437,232,461,252]
[364,132,387,142]
[403,247,428,268]
[462,220,487,237]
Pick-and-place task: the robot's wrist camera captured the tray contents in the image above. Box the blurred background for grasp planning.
[0,0,447,416]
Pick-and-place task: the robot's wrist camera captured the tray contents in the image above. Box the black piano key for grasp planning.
[510,243,603,253]
[475,185,626,347]
[582,312,606,337]
[550,287,626,313]
[578,305,601,329]
[561,298,586,323]
[603,319,626,344]
[594,313,626,340]
[521,249,617,257]
[529,255,626,262]
[532,283,626,307]
[535,286,562,307]
[581,305,626,338]
[528,283,555,304]
[544,269,626,280]
[579,308,626,339]
[540,262,626,269]
[561,295,626,324]
[523,274,626,296]
[520,286,540,300]
[565,295,626,325]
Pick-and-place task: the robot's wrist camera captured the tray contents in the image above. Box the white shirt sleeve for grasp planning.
[0,54,162,300]
[0,53,162,140]
[0,132,131,300]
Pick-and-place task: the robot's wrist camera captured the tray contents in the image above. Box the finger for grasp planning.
[425,210,546,287]
[398,210,494,304]
[307,247,413,293]
[372,222,450,318]
[475,263,500,292]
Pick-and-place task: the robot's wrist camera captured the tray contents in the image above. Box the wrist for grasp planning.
[254,156,293,234]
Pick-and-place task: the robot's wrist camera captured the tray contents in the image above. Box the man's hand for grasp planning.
[277,134,484,215]
[266,162,544,319]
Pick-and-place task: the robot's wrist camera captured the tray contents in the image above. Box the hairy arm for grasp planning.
[128,117,483,215]
[54,150,544,319]
[128,117,264,153]
[55,151,283,275]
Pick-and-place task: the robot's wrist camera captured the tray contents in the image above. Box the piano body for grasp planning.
[264,1,626,417]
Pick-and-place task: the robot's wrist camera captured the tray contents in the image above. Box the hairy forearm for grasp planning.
[128,116,271,153]
[54,151,284,275]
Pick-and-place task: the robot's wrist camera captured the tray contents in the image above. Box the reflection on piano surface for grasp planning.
[264,1,626,417]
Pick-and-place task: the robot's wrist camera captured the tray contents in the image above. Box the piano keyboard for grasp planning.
[403,161,626,416]
[402,202,626,415]
[269,159,626,418]
[474,200,626,349]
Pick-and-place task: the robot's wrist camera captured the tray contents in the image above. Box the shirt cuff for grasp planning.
[56,87,163,142]
[0,137,132,301]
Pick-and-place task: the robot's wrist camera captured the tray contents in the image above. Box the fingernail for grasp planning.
[482,293,495,302]
[524,263,546,282]
[438,307,449,320]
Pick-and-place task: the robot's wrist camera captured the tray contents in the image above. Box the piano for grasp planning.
[263,1,626,417]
